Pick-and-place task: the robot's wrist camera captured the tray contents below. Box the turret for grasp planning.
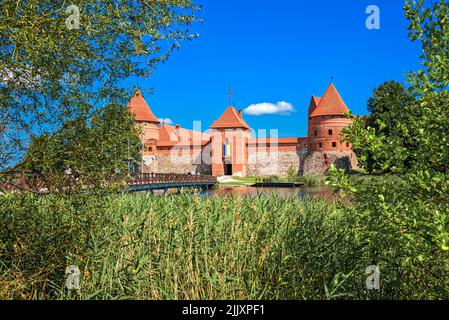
[126,90,160,153]
[307,83,352,152]
[209,106,251,176]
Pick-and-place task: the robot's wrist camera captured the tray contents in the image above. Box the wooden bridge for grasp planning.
[0,172,217,194]
[127,173,217,192]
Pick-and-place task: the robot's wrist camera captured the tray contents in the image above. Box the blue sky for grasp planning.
[135,0,422,137]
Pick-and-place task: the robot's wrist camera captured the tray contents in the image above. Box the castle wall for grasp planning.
[155,153,211,175]
[245,147,358,177]
[142,147,212,175]
[246,150,301,177]
[302,151,358,176]
[140,139,358,177]
[141,146,358,177]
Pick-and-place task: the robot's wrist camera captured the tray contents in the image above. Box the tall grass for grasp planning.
[0,191,448,300]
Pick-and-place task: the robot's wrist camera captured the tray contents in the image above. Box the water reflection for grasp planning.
[203,186,336,201]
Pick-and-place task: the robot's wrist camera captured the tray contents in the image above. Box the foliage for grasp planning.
[1,191,448,300]
[356,81,416,174]
[0,0,201,172]
[330,0,449,277]
[19,103,141,185]
[287,166,297,179]
[367,81,415,116]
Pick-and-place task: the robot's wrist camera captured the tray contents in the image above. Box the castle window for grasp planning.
[314,130,318,137]
[318,143,322,149]
[332,142,337,148]
[328,129,333,136]
[346,142,350,148]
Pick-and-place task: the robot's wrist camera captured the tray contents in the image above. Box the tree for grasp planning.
[0,0,201,175]
[354,81,416,174]
[328,0,449,297]
[20,104,141,186]
[367,81,414,116]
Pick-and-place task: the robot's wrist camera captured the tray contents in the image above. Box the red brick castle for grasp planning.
[126,83,358,177]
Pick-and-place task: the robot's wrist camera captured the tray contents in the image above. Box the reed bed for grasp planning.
[0,191,447,300]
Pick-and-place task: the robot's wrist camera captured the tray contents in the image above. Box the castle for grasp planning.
[126,83,358,177]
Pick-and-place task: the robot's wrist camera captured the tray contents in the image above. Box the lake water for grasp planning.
[203,186,336,201]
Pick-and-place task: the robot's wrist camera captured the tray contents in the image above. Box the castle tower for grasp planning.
[210,106,251,177]
[307,83,352,153]
[126,89,160,154]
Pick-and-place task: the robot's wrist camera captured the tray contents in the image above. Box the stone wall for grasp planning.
[302,151,358,176]
[142,154,211,175]
[142,155,158,173]
[141,149,358,178]
[246,150,302,177]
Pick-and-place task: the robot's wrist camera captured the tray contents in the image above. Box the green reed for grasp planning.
[0,190,447,300]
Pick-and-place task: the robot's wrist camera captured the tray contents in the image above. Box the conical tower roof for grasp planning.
[309,83,349,117]
[126,90,160,123]
[308,96,321,116]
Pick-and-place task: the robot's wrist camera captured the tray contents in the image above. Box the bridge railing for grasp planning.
[0,172,217,193]
[127,173,217,186]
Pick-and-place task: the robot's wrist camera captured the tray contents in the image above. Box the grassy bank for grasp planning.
[218,176,257,186]
[0,191,448,300]
[218,176,326,187]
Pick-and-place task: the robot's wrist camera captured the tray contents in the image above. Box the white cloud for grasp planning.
[243,101,295,116]
[159,118,174,125]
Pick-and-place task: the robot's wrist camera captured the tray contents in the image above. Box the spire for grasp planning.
[309,83,349,117]
[126,89,160,123]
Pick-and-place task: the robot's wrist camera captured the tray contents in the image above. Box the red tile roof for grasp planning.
[248,137,307,145]
[308,96,321,116]
[157,124,211,147]
[309,83,349,117]
[157,140,211,147]
[126,90,160,123]
[210,106,250,129]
